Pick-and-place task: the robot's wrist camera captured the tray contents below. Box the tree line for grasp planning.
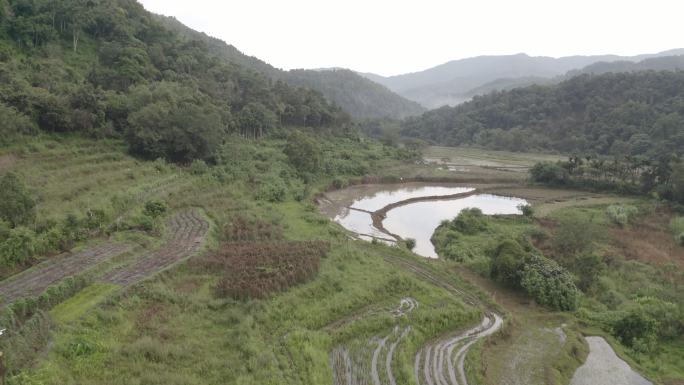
[401,71,684,158]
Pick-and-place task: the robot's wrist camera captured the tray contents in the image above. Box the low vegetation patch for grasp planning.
[199,241,330,300]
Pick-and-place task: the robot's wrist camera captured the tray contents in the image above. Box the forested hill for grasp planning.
[401,71,684,156]
[156,15,424,119]
[0,0,351,162]
[568,55,684,77]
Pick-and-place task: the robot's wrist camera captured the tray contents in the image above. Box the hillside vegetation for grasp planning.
[0,0,349,162]
[363,50,684,107]
[157,15,424,119]
[401,71,684,157]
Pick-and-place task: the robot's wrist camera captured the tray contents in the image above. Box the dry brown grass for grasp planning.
[608,207,684,267]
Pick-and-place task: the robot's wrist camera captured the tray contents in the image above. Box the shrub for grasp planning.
[143,200,168,218]
[0,227,36,266]
[520,254,580,311]
[405,238,416,250]
[188,159,209,175]
[606,204,638,227]
[451,208,488,235]
[613,308,658,353]
[0,172,36,227]
[519,204,534,217]
[284,130,321,174]
[490,239,526,286]
[530,162,569,185]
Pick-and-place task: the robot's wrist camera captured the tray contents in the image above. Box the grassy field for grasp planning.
[2,139,681,384]
[1,135,489,385]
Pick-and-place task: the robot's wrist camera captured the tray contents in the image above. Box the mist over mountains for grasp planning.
[360,49,684,108]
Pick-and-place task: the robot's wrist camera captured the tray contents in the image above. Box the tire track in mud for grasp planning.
[0,243,132,306]
[332,298,417,385]
[383,255,503,385]
[414,313,502,385]
[101,209,208,286]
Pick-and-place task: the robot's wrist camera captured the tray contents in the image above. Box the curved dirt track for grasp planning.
[415,313,502,385]
[101,209,208,286]
[0,243,131,306]
[332,298,416,385]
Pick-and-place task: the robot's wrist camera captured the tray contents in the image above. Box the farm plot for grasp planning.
[331,298,417,385]
[0,242,131,306]
[101,209,208,286]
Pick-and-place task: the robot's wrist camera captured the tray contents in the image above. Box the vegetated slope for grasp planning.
[568,54,684,76]
[401,71,684,156]
[362,49,684,108]
[155,15,424,119]
[0,0,348,162]
[285,69,425,119]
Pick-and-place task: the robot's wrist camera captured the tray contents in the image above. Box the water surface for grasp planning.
[570,336,652,385]
[384,194,527,258]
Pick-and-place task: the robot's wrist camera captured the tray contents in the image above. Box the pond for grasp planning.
[384,194,527,258]
[320,183,527,258]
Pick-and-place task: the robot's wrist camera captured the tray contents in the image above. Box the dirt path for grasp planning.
[0,243,131,306]
[101,209,208,286]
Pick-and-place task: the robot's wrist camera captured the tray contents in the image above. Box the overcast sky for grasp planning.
[138,0,683,77]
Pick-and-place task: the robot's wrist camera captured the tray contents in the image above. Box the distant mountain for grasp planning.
[362,50,684,108]
[284,69,424,119]
[156,16,423,119]
[568,55,684,77]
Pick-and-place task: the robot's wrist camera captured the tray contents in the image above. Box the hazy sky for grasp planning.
[139,0,683,76]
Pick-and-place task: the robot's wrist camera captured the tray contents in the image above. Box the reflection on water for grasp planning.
[350,186,474,212]
[384,194,527,258]
[334,208,388,239]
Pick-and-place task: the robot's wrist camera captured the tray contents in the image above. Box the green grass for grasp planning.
[50,283,121,324]
[424,146,563,167]
[4,136,484,385]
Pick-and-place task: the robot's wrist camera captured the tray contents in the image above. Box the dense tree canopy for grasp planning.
[0,0,350,161]
[401,71,684,157]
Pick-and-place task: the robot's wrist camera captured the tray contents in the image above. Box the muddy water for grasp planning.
[384,194,527,257]
[320,183,527,258]
[570,336,652,385]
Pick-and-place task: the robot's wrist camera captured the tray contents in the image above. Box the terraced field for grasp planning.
[0,243,131,306]
[102,209,209,286]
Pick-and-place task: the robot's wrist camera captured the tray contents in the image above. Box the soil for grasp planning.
[0,243,131,306]
[101,209,208,286]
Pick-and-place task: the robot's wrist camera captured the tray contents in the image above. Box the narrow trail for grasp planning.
[101,209,208,286]
[0,243,131,306]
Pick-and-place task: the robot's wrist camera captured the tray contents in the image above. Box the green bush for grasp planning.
[284,130,321,174]
[490,239,526,286]
[519,204,534,217]
[405,238,416,250]
[613,308,658,353]
[0,172,36,227]
[530,162,569,185]
[606,204,638,227]
[0,227,36,266]
[188,159,209,175]
[520,254,580,311]
[451,208,488,235]
[144,200,168,218]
